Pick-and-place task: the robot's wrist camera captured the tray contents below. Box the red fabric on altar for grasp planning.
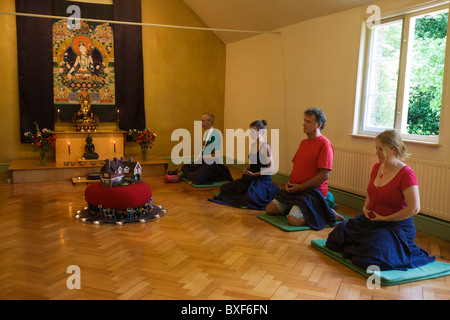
[85,182,152,209]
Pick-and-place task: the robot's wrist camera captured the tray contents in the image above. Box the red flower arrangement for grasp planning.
[128,129,157,161]
[24,122,57,165]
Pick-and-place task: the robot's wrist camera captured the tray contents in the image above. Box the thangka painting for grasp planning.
[53,19,115,105]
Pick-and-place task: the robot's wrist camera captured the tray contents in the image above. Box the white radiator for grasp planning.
[329,147,450,221]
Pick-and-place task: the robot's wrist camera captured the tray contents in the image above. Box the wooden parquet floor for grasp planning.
[0,167,449,301]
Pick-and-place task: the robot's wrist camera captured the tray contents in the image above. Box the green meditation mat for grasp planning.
[256,213,350,232]
[311,238,450,286]
[181,175,231,188]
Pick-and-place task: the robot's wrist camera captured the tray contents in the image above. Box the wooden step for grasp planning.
[8,155,168,183]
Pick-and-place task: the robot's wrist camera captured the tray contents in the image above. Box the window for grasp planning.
[356,4,449,143]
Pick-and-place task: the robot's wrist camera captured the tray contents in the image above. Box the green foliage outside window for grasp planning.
[407,12,448,136]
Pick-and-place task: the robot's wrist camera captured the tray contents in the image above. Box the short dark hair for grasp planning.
[249,119,268,130]
[304,107,326,131]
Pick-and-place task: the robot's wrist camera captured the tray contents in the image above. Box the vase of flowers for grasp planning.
[128,128,157,161]
[24,122,57,165]
[39,148,48,165]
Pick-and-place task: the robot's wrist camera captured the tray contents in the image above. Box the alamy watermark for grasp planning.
[171,121,279,175]
[66,5,81,30]
[66,265,81,290]
[366,5,381,29]
[366,265,381,289]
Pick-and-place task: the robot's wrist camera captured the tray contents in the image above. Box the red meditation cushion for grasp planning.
[165,174,181,183]
[85,182,152,210]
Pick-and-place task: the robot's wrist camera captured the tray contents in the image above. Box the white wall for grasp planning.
[224,0,450,176]
[224,33,288,172]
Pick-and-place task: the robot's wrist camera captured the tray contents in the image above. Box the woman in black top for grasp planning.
[209,120,279,210]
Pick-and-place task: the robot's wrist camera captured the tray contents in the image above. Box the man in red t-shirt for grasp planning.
[266,107,339,226]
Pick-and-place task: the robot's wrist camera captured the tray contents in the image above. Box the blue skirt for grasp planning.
[209,174,279,210]
[326,214,435,271]
[274,188,336,230]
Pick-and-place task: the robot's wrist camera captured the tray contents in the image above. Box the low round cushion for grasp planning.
[85,182,152,210]
[165,174,181,183]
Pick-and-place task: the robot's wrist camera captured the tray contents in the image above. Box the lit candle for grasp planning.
[117,110,120,122]
[113,140,116,153]
[68,141,71,154]
[57,109,60,122]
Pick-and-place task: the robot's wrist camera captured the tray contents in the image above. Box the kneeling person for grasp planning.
[181,113,233,185]
[265,107,343,228]
[209,120,279,210]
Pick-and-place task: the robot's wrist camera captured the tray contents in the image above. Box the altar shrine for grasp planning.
[8,129,168,184]
[54,130,126,163]
[8,152,168,184]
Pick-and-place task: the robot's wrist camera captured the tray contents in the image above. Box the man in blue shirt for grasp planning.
[181,113,233,185]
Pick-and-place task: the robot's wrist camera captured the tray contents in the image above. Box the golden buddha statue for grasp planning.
[73,91,99,131]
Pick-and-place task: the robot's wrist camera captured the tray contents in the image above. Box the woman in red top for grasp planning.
[326,130,434,271]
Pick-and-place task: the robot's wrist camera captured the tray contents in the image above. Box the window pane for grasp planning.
[364,20,403,130]
[405,10,448,136]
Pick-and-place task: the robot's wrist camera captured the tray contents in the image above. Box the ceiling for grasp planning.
[183,0,378,43]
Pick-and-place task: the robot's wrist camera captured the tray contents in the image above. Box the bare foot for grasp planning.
[265,202,283,215]
[287,215,307,226]
[333,209,345,221]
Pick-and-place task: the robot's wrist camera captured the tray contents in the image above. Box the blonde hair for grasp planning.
[376,129,410,161]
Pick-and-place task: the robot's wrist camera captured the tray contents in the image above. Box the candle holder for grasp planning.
[115,110,121,131]
[68,141,71,163]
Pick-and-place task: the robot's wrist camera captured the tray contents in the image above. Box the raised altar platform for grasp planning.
[53,130,127,163]
[8,155,168,184]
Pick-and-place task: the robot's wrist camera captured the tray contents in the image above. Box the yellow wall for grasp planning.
[140,0,225,159]
[224,0,450,176]
[0,0,225,163]
[0,0,27,164]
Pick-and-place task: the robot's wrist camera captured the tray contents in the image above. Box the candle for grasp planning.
[117,110,120,122]
[113,140,116,153]
[57,109,60,122]
[68,141,71,154]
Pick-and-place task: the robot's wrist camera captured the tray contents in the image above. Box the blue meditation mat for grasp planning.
[256,213,350,232]
[311,238,450,286]
[180,175,231,188]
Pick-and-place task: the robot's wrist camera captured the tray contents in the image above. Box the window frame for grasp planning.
[354,3,450,144]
